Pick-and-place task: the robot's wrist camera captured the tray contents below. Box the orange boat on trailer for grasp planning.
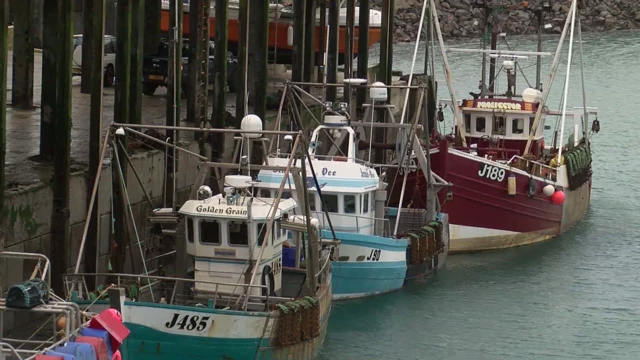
[160,0,382,65]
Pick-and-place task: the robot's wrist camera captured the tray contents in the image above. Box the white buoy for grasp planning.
[287,25,294,46]
[542,184,555,197]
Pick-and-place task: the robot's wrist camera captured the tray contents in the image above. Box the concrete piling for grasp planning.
[187,0,209,127]
[10,0,35,109]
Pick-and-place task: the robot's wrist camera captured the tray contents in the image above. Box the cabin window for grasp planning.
[200,220,221,245]
[323,194,338,213]
[187,218,194,243]
[363,193,369,214]
[228,221,249,246]
[493,116,506,135]
[512,118,525,134]
[529,117,535,134]
[260,189,271,198]
[344,195,357,214]
[309,194,317,211]
[464,114,471,133]
[475,117,486,133]
[256,223,273,246]
[281,190,292,199]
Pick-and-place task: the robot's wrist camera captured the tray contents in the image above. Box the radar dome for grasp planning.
[369,81,388,102]
[240,114,263,138]
[522,88,542,103]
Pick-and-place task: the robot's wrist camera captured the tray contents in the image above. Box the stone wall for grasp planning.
[0,141,201,331]
[369,0,640,41]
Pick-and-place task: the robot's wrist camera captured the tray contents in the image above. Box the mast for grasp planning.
[556,0,577,162]
[535,9,543,90]
[478,4,491,97]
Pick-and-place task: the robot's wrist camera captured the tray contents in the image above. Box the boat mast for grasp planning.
[523,0,576,155]
[556,0,577,162]
[478,2,491,97]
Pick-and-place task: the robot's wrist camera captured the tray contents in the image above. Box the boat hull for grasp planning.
[387,146,592,253]
[76,276,332,359]
[325,230,408,300]
[160,10,382,65]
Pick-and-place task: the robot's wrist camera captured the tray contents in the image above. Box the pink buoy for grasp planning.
[551,190,566,205]
[105,309,123,323]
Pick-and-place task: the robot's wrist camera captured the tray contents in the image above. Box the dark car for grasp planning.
[142,38,238,96]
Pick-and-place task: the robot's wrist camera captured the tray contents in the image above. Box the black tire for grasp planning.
[103,65,115,87]
[142,83,157,96]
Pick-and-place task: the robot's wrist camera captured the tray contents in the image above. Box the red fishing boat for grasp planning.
[386,0,600,253]
[160,0,382,65]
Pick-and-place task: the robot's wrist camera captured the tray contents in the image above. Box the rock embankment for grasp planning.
[367,0,640,41]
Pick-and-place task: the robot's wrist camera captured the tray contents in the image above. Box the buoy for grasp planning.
[56,315,67,330]
[551,190,566,205]
[507,173,516,196]
[542,184,555,197]
[287,25,294,46]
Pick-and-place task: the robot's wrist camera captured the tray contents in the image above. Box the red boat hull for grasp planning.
[387,143,592,253]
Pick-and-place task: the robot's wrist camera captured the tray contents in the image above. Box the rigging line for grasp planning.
[398,0,428,125]
[576,12,589,140]
[112,140,155,303]
[557,0,577,162]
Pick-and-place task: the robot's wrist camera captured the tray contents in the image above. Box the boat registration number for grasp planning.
[165,313,213,332]
[148,75,164,81]
[478,163,506,182]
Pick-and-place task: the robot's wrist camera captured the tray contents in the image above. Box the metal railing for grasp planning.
[505,155,558,179]
[63,272,301,312]
[0,252,51,287]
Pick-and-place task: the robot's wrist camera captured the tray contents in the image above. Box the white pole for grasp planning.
[557,0,578,163]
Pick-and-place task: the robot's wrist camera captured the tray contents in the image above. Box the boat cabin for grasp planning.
[458,89,546,159]
[178,175,298,298]
[256,115,380,236]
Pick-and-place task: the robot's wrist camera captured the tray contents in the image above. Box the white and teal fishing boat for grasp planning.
[257,113,446,300]
[64,121,334,360]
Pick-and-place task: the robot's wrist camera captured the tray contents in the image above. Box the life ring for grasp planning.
[261,265,276,297]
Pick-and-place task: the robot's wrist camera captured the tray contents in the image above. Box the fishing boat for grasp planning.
[64,120,334,359]
[386,0,600,253]
[0,252,131,360]
[160,0,382,64]
[256,105,448,300]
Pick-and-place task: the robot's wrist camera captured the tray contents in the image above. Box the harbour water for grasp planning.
[320,29,639,359]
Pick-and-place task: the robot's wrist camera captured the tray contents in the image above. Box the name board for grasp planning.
[476,101,522,111]
[360,168,376,178]
[195,205,248,216]
[214,248,236,258]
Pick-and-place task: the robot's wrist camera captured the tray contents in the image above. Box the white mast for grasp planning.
[556,1,578,162]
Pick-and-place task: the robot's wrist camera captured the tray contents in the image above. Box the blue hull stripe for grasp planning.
[257,174,378,189]
[321,229,409,251]
[332,260,407,298]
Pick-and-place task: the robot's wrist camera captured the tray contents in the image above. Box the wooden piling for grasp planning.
[187,0,209,127]
[11,0,35,108]
[129,0,144,124]
[51,0,73,294]
[344,0,355,103]
[376,0,394,166]
[356,0,370,109]
[40,0,58,158]
[81,0,93,94]
[211,0,228,167]
[113,0,132,273]
[0,0,8,218]
[326,0,339,102]
[165,0,182,208]
[317,0,326,83]
[144,0,161,54]
[250,0,268,121]
[86,0,106,289]
[302,0,316,90]
[291,0,305,84]
[234,0,247,120]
